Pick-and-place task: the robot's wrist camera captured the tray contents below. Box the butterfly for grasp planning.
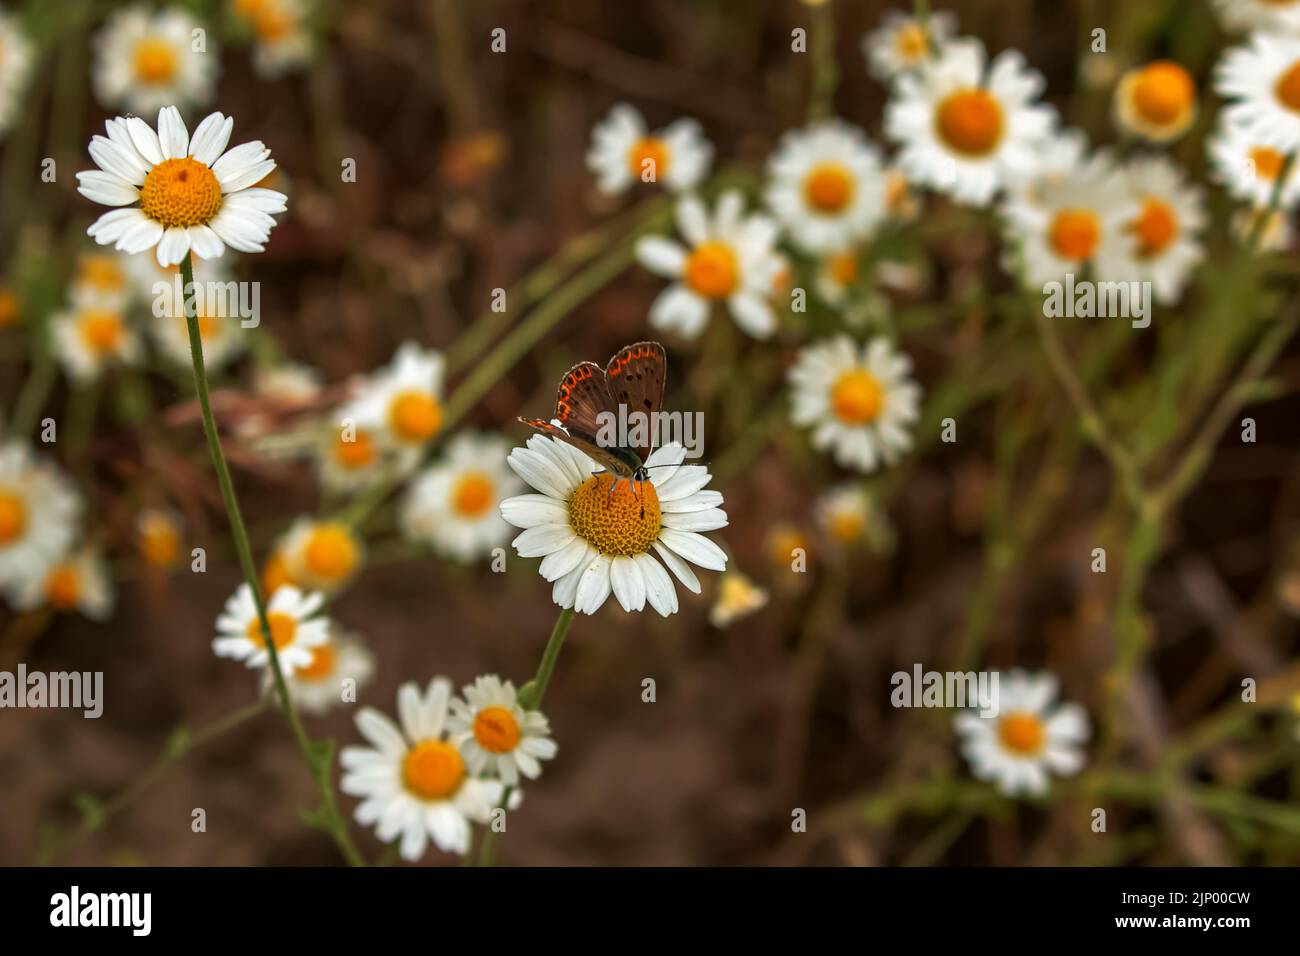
[519,341,667,498]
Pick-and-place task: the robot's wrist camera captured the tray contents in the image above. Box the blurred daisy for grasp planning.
[78,106,288,267]
[262,629,376,716]
[317,419,389,493]
[1212,0,1300,33]
[636,190,782,339]
[212,583,328,671]
[1216,34,1300,152]
[1209,117,1300,209]
[93,6,217,115]
[885,38,1056,206]
[1114,60,1197,143]
[0,445,81,596]
[0,286,19,328]
[500,438,728,616]
[766,523,811,572]
[1004,127,1088,207]
[0,12,33,136]
[345,342,446,455]
[136,508,184,569]
[255,361,322,403]
[150,309,247,373]
[816,484,872,545]
[954,669,1090,797]
[274,518,364,594]
[233,0,314,79]
[11,548,115,620]
[789,336,922,473]
[709,569,769,628]
[51,303,143,382]
[447,674,557,786]
[862,10,956,81]
[401,432,522,561]
[1119,156,1206,305]
[71,252,134,311]
[765,120,886,255]
[883,164,921,221]
[340,678,504,860]
[587,103,712,195]
[815,248,862,306]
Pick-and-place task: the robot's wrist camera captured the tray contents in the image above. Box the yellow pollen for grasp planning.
[1131,61,1195,125]
[998,711,1046,756]
[1277,61,1300,113]
[402,739,465,800]
[1130,198,1177,258]
[296,642,338,681]
[804,162,855,213]
[473,706,522,753]
[895,23,929,60]
[303,524,360,582]
[452,472,495,518]
[246,610,298,650]
[139,514,180,567]
[0,490,28,545]
[389,390,443,443]
[627,136,671,180]
[77,255,126,294]
[334,429,377,469]
[78,310,125,355]
[46,565,82,610]
[568,474,662,556]
[830,369,885,425]
[935,89,1004,156]
[1048,208,1102,261]
[828,251,858,286]
[139,158,223,230]
[0,289,18,328]
[132,37,178,85]
[768,525,809,567]
[684,241,738,299]
[1250,146,1286,182]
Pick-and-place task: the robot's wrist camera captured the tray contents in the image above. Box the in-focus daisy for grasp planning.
[11,548,115,620]
[765,120,886,254]
[862,10,956,82]
[136,508,184,569]
[1119,156,1206,305]
[401,432,522,561]
[0,11,33,137]
[340,678,504,860]
[1217,34,1300,153]
[636,190,782,339]
[261,629,376,715]
[212,583,328,671]
[586,103,712,195]
[0,445,81,596]
[51,302,143,382]
[1209,117,1300,210]
[447,674,558,786]
[954,669,1090,797]
[93,6,217,115]
[709,569,769,628]
[1212,0,1300,33]
[788,336,922,473]
[500,438,728,616]
[78,106,288,267]
[885,38,1056,206]
[273,518,364,594]
[1114,60,1197,143]
[233,0,314,79]
[71,252,134,310]
[345,342,446,456]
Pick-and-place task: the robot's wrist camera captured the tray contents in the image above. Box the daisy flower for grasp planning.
[0,445,81,597]
[500,438,728,616]
[0,12,34,137]
[273,518,364,594]
[340,678,504,860]
[400,432,522,561]
[764,120,886,255]
[816,483,872,545]
[345,342,446,455]
[788,336,922,473]
[586,103,712,195]
[1212,0,1300,33]
[814,248,862,306]
[233,0,314,79]
[93,6,217,115]
[136,508,184,569]
[317,418,390,493]
[10,548,115,620]
[51,302,143,382]
[862,10,956,81]
[884,38,1056,206]
[71,252,134,311]
[1114,60,1197,143]
[150,309,248,373]
[447,674,558,786]
[212,583,329,671]
[261,629,376,716]
[954,669,1090,798]
[1217,33,1300,153]
[1003,126,1088,207]
[1209,117,1300,210]
[78,106,288,268]
[709,570,769,628]
[1118,156,1206,305]
[635,190,783,340]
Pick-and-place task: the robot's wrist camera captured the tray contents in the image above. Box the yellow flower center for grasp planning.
[1130,198,1177,259]
[830,510,866,543]
[246,610,298,650]
[568,474,662,556]
[78,310,125,355]
[132,37,178,85]
[0,289,18,328]
[303,524,360,582]
[1250,146,1286,182]
[253,3,295,42]
[46,565,82,610]
[895,23,929,60]
[452,471,495,518]
[828,251,857,286]
[1277,60,1300,114]
[830,369,885,425]
[1048,208,1102,261]
[935,89,1004,157]
[1131,61,1194,125]
[473,706,522,753]
[334,429,377,469]
[139,158,224,230]
[627,136,671,179]
[139,514,180,567]
[296,642,338,681]
[998,711,1046,756]
[402,739,465,800]
[262,552,295,595]
[803,162,855,213]
[768,526,809,566]
[684,241,739,299]
[388,390,443,443]
[77,255,126,294]
[0,490,27,544]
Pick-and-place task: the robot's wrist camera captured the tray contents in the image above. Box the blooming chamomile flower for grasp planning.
[11,548,115,620]
[317,418,389,493]
[709,569,769,628]
[862,10,956,81]
[0,445,81,597]
[212,583,329,670]
[51,302,143,382]
[1212,0,1300,33]
[78,106,288,267]
[345,342,446,456]
[1114,60,1197,143]
[233,0,314,79]
[1216,33,1300,153]
[814,248,863,306]
[1119,156,1206,305]
[136,508,184,569]
[447,675,557,786]
[789,336,922,473]
[150,307,248,373]
[1003,126,1088,207]
[765,120,886,255]
[885,38,1056,206]
[261,629,376,715]
[93,6,217,115]
[954,669,1090,797]
[0,12,34,137]
[636,190,782,339]
[816,483,873,545]
[500,438,728,616]
[586,103,712,195]
[400,432,522,561]
[274,518,364,594]
[340,678,503,860]
[71,252,134,311]
[1209,117,1300,209]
